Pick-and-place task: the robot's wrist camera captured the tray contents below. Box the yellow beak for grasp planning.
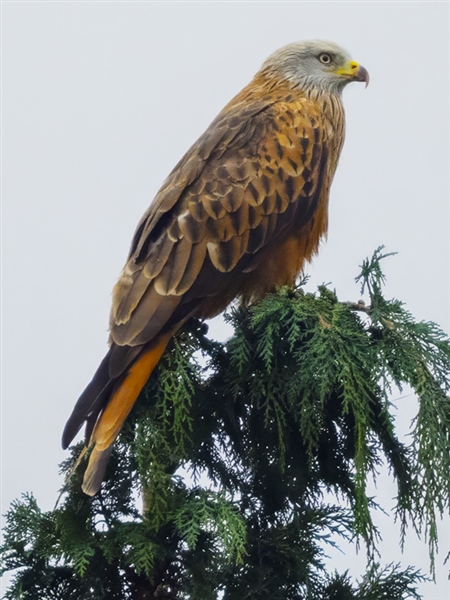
[336,60,370,87]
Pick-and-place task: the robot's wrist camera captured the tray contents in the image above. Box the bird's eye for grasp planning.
[319,53,333,65]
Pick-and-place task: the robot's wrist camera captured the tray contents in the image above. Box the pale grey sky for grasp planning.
[2,1,449,598]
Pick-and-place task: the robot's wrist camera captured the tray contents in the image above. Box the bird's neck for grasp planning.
[236,72,344,107]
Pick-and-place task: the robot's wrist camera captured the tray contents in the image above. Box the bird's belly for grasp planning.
[197,204,328,319]
[242,214,327,300]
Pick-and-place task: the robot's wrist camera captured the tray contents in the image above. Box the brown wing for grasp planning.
[110,92,329,348]
[64,88,337,494]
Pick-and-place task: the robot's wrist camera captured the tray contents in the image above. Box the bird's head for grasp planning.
[260,40,369,95]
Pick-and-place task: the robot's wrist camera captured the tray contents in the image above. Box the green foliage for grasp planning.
[2,248,449,598]
[174,489,247,563]
[320,563,428,600]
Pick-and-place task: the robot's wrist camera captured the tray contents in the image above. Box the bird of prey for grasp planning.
[62,40,369,495]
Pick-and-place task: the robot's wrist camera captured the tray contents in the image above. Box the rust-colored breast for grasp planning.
[236,91,345,301]
[110,79,346,345]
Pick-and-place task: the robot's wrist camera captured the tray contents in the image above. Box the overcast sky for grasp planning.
[2,1,449,597]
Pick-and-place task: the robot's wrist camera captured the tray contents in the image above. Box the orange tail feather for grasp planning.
[82,333,171,495]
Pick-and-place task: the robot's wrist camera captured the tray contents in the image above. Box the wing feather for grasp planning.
[110,92,329,348]
[173,242,207,295]
[112,284,180,346]
[207,230,251,273]
[154,238,194,296]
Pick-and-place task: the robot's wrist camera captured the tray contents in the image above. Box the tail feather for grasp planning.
[81,445,114,496]
[62,352,113,449]
[62,344,154,450]
[81,333,171,495]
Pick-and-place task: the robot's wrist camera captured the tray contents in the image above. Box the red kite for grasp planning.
[62,40,368,495]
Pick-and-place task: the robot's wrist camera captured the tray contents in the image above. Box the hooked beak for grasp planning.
[336,60,370,88]
[352,63,370,87]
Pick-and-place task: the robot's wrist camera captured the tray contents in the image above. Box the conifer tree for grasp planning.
[2,248,449,599]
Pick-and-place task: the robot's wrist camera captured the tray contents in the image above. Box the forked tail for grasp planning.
[63,333,171,496]
[82,335,170,495]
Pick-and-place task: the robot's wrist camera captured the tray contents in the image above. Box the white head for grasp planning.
[260,40,369,95]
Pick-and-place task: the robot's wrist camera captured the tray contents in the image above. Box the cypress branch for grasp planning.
[2,249,449,598]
